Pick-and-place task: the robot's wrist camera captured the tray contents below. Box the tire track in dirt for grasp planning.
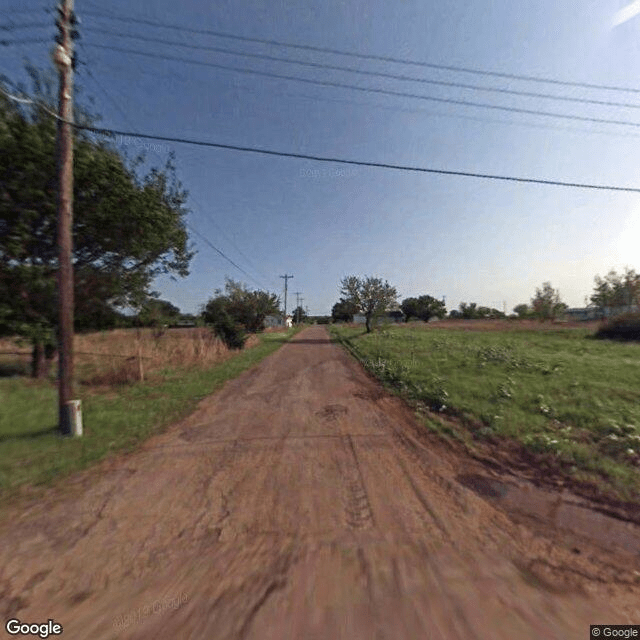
[0,326,639,638]
[342,435,375,530]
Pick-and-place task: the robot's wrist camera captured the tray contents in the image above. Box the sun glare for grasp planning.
[612,0,640,27]
[612,207,640,264]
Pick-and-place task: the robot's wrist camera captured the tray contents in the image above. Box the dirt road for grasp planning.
[1,326,639,639]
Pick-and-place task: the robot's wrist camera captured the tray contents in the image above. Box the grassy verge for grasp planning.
[330,323,640,501]
[0,327,300,499]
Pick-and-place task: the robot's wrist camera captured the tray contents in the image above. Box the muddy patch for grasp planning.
[315,404,348,421]
[457,473,509,499]
[457,473,640,559]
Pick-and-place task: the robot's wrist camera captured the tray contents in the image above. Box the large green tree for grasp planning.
[331,298,358,323]
[137,299,181,327]
[513,303,532,319]
[458,302,479,319]
[0,66,194,377]
[291,305,307,324]
[202,279,280,346]
[401,295,446,322]
[340,275,397,333]
[530,282,568,321]
[590,267,640,313]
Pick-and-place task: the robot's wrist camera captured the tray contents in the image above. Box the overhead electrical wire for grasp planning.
[63,122,640,193]
[82,42,640,140]
[82,43,640,130]
[0,6,47,16]
[81,8,640,95]
[185,223,268,289]
[74,48,274,290]
[0,21,50,30]
[1,85,634,194]
[0,77,271,289]
[82,26,640,111]
[0,36,50,46]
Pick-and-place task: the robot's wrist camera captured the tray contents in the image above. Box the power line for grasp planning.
[80,8,640,95]
[63,121,640,193]
[265,87,640,139]
[81,43,640,130]
[5,83,640,193]
[79,44,640,140]
[0,36,50,46]
[186,223,266,289]
[73,49,271,290]
[0,21,50,30]
[81,26,640,111]
[0,4,48,13]
[0,80,270,291]
[0,87,33,103]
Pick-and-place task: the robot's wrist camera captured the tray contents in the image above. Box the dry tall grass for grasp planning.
[0,328,260,386]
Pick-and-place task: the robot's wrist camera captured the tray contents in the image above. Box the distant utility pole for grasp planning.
[299,297,304,321]
[294,292,302,323]
[53,0,81,436]
[280,274,293,320]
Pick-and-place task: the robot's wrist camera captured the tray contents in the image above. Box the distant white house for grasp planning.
[264,315,283,328]
[264,314,293,328]
[563,307,603,321]
[564,305,638,321]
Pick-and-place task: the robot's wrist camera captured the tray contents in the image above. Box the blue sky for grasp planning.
[2,0,640,315]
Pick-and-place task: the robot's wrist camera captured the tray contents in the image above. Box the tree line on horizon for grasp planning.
[331,270,640,328]
[3,64,639,377]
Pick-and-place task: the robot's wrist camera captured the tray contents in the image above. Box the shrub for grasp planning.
[594,312,640,341]
[211,314,247,350]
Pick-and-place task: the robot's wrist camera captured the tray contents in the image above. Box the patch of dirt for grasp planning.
[315,404,348,421]
[0,326,639,639]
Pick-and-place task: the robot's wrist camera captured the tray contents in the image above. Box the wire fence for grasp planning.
[0,328,232,384]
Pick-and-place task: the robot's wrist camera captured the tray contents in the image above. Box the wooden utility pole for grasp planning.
[280,274,293,323]
[53,0,81,436]
[294,292,302,323]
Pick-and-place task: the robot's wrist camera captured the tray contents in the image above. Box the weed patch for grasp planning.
[0,327,300,499]
[331,323,640,500]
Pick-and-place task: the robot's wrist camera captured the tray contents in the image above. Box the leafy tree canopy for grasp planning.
[331,298,359,323]
[401,295,446,322]
[291,305,307,324]
[590,267,640,311]
[137,299,182,327]
[340,275,397,333]
[454,302,505,320]
[530,282,568,321]
[0,64,194,375]
[202,279,280,336]
[513,303,532,319]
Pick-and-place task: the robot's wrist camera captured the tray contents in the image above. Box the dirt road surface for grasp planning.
[1,326,639,639]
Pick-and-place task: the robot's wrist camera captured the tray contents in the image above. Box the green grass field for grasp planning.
[0,327,299,501]
[331,322,640,501]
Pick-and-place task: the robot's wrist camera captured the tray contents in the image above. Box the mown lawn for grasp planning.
[0,327,299,500]
[331,322,640,501]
